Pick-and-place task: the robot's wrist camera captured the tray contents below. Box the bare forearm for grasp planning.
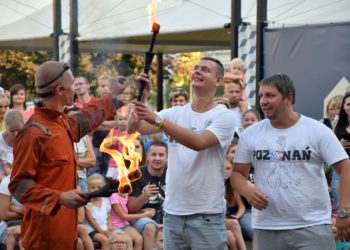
[231,171,251,198]
[0,210,21,221]
[337,162,350,210]
[117,211,148,221]
[127,195,148,213]
[160,119,218,151]
[77,157,96,168]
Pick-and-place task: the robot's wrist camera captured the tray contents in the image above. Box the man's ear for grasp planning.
[216,76,223,87]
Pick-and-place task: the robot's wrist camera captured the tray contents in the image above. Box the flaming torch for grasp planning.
[137,0,161,101]
[88,106,143,196]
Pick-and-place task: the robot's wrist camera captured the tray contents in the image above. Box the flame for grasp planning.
[100,129,142,194]
[146,0,161,32]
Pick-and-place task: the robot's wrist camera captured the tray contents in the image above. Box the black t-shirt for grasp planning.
[130,165,167,223]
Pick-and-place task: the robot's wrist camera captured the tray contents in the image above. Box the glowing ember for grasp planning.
[100,130,142,194]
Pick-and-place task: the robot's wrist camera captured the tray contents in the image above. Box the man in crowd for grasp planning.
[73,76,96,108]
[128,141,168,250]
[231,73,350,249]
[223,72,248,137]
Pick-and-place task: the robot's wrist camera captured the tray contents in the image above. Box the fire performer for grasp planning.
[8,61,149,250]
[128,57,235,249]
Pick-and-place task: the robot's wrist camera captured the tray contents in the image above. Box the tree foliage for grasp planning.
[0,50,51,98]
[0,49,202,105]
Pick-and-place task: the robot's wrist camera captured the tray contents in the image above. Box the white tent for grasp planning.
[0,0,349,53]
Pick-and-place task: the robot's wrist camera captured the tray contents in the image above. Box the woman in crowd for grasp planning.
[9,84,26,113]
[320,95,342,130]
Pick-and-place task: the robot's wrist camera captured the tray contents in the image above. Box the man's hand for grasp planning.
[245,186,269,210]
[59,189,88,209]
[132,101,156,124]
[133,73,152,103]
[336,217,350,241]
[142,184,159,199]
[108,76,129,99]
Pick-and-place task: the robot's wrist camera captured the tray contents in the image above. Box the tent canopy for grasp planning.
[0,0,349,53]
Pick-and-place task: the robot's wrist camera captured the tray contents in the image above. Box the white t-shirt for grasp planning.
[0,132,13,165]
[74,136,88,178]
[85,198,111,233]
[229,107,244,136]
[0,175,22,208]
[159,103,235,215]
[235,115,348,229]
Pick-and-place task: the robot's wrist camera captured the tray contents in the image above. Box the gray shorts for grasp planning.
[0,222,7,245]
[163,213,228,250]
[253,224,335,250]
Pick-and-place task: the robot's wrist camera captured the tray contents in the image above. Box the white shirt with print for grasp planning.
[235,115,348,229]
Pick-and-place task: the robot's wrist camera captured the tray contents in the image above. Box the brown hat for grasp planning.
[35,61,70,98]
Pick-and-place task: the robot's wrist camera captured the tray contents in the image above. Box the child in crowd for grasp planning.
[109,189,156,250]
[229,57,246,101]
[152,225,164,250]
[77,206,94,250]
[117,77,136,105]
[242,109,261,129]
[85,174,112,250]
[109,229,133,250]
[168,88,188,107]
[224,160,246,250]
[105,106,131,179]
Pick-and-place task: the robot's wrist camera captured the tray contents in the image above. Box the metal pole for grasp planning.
[70,0,79,76]
[53,0,62,61]
[256,0,267,111]
[231,0,242,59]
[157,53,164,111]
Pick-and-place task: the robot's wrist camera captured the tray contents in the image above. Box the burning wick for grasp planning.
[137,22,161,102]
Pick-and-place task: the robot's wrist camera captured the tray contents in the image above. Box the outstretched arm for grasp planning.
[129,102,219,151]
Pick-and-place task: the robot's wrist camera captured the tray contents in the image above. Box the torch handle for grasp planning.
[82,178,119,200]
[138,51,155,102]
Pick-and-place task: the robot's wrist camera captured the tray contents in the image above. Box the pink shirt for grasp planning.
[109,193,129,229]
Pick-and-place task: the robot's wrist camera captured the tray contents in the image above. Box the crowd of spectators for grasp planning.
[0,56,347,250]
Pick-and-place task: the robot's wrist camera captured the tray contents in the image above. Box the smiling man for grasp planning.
[127,141,168,250]
[231,73,350,250]
[128,57,235,250]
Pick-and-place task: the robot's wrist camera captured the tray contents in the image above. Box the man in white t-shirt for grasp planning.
[231,73,350,249]
[128,57,235,250]
[223,73,248,137]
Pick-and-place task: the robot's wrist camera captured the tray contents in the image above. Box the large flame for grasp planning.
[100,128,142,194]
[147,0,161,32]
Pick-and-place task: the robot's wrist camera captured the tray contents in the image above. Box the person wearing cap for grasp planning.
[8,61,143,249]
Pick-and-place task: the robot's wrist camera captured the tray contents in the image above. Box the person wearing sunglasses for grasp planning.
[8,61,147,249]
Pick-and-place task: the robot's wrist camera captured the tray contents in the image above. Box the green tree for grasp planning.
[0,50,50,99]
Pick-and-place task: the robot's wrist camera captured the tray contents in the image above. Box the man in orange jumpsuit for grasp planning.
[9,61,148,249]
